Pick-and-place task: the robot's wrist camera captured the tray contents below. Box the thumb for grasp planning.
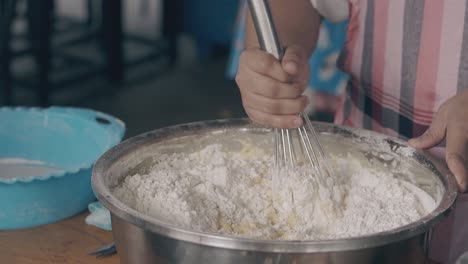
[445,127,467,192]
[408,117,446,149]
[282,45,308,76]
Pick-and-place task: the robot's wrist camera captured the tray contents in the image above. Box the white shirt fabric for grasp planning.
[310,0,349,22]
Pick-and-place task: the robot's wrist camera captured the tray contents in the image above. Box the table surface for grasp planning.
[0,212,119,264]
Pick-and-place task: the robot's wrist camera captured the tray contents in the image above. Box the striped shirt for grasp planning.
[320,0,468,141]
[311,1,468,262]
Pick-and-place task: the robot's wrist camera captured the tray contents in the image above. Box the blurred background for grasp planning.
[0,0,348,138]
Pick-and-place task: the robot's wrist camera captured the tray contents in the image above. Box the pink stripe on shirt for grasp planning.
[371,0,389,96]
[343,1,358,72]
[434,0,466,112]
[382,0,404,113]
[339,0,367,129]
[413,1,444,125]
[350,0,368,82]
[371,0,389,126]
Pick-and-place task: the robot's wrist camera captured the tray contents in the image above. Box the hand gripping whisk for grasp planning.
[247,0,334,183]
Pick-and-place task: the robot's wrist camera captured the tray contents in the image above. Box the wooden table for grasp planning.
[0,212,119,264]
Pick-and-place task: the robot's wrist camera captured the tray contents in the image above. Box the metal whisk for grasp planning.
[247,0,334,181]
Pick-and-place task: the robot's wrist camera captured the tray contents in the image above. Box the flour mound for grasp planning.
[114,144,435,240]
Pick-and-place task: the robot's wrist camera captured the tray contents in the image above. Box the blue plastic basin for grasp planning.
[0,107,125,229]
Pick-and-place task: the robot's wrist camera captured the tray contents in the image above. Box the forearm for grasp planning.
[245,0,321,57]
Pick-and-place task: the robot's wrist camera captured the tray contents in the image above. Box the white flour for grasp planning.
[114,143,436,240]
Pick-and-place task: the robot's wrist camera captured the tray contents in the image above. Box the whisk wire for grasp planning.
[301,115,331,185]
[274,128,279,168]
[247,0,334,184]
[304,114,334,177]
[303,114,326,158]
[297,123,325,185]
[286,129,295,168]
[280,129,287,167]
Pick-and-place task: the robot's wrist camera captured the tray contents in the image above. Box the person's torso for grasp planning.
[319,0,468,139]
[316,2,468,263]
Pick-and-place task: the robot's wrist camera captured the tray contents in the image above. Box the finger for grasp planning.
[242,91,309,115]
[291,60,311,84]
[313,92,341,112]
[445,124,467,192]
[408,113,447,149]
[244,107,303,128]
[236,71,307,99]
[282,45,309,76]
[241,49,289,82]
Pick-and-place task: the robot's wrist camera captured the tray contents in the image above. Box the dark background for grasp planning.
[0,0,246,138]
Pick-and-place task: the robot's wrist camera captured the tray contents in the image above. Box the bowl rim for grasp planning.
[0,107,125,184]
[92,118,458,253]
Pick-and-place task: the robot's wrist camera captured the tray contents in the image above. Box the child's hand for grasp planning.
[409,90,468,192]
[235,45,311,128]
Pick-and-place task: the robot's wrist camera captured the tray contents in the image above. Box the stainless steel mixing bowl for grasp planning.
[92,119,458,264]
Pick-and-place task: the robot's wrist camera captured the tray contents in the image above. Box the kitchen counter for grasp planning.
[0,212,119,264]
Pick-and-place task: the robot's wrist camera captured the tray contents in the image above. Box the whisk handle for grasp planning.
[247,0,284,61]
